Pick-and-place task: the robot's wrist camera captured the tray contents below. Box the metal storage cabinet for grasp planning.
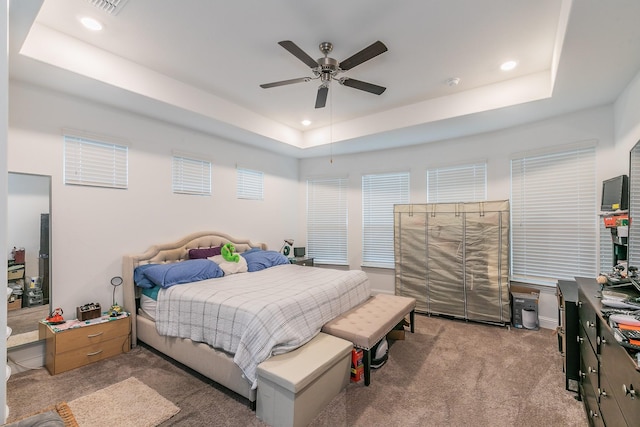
[394,201,510,325]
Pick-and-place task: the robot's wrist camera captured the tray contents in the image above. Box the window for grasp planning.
[64,134,128,189]
[172,155,211,195]
[511,144,597,284]
[362,172,409,268]
[307,177,348,265]
[427,162,486,203]
[237,168,264,200]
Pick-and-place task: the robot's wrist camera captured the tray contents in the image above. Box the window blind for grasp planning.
[511,145,597,284]
[307,177,348,265]
[172,155,211,195]
[237,168,264,200]
[427,162,486,203]
[362,172,409,268]
[64,135,128,189]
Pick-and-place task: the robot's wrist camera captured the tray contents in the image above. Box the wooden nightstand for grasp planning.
[290,257,314,267]
[39,314,131,375]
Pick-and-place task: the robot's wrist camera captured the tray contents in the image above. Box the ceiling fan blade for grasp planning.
[340,78,386,95]
[315,86,329,108]
[278,40,318,69]
[339,41,388,71]
[260,77,310,89]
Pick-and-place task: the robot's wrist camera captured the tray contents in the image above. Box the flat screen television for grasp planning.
[601,174,629,211]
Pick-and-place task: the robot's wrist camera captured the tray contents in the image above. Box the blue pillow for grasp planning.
[134,264,158,289]
[143,259,224,288]
[241,249,290,272]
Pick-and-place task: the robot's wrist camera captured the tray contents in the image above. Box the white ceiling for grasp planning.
[8,0,640,158]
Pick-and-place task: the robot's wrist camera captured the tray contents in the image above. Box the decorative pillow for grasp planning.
[134,264,158,289]
[188,246,222,259]
[209,255,248,275]
[142,259,223,288]
[241,249,290,272]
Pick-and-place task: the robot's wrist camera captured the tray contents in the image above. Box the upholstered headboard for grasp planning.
[122,231,267,345]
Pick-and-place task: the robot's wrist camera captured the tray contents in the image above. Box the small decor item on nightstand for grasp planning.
[280,239,294,257]
[46,307,65,324]
[77,302,101,321]
[109,276,124,316]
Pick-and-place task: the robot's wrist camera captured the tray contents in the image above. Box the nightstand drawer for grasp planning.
[54,317,130,354]
[52,335,130,374]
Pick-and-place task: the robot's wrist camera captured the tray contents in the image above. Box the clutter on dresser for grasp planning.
[76,302,101,321]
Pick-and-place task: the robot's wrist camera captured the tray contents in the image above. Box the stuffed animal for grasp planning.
[221,243,240,263]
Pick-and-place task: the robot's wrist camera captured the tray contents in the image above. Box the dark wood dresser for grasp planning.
[575,277,640,426]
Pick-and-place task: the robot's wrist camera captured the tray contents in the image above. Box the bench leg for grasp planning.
[363,349,371,386]
[410,310,415,333]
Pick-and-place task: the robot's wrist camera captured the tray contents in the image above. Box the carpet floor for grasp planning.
[6,314,587,426]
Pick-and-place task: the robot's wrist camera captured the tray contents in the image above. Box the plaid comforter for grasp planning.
[155,264,370,388]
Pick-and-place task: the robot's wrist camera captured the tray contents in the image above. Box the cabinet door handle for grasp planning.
[87,331,104,338]
[86,349,103,357]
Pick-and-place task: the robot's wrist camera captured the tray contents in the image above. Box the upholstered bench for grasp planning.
[256,332,352,427]
[321,294,416,386]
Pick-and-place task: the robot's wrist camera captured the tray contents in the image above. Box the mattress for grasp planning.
[153,264,370,388]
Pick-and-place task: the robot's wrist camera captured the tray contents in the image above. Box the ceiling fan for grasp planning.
[260,40,388,109]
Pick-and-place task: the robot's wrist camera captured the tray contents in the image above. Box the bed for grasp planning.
[122,231,371,407]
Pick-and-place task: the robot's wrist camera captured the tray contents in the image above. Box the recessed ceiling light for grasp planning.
[80,16,103,31]
[500,60,517,71]
[301,120,311,126]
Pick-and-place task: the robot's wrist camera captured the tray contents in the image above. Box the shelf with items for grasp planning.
[7,261,25,310]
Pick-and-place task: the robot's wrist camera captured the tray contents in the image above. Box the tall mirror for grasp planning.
[7,172,51,348]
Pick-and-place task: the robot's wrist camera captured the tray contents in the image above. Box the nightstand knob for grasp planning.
[624,384,636,399]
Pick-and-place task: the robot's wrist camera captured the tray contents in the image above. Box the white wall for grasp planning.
[8,82,300,316]
[299,104,631,329]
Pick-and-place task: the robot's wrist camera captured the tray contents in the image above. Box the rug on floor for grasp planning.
[67,376,180,427]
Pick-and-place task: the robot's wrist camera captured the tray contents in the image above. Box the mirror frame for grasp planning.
[7,172,51,348]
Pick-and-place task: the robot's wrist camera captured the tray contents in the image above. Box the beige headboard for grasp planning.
[122,231,267,345]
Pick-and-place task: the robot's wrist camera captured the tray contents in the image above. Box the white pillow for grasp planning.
[209,254,248,275]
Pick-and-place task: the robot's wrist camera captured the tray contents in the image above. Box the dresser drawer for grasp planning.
[598,371,627,427]
[579,327,599,401]
[580,382,604,427]
[53,317,130,354]
[578,286,598,352]
[52,335,130,374]
[599,324,640,425]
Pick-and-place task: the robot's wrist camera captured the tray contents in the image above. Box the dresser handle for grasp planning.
[599,388,608,397]
[589,409,599,418]
[86,350,103,357]
[588,366,598,374]
[623,384,636,399]
[87,331,104,338]
[577,336,584,344]
[585,320,595,329]
[579,370,585,379]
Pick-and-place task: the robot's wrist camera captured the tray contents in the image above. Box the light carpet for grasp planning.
[67,377,180,427]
